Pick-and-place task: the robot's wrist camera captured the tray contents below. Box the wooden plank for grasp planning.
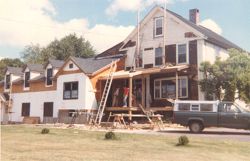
[141,77,146,108]
[149,106,173,112]
[129,77,132,107]
[105,107,139,111]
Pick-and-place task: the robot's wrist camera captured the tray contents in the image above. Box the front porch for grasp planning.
[97,64,197,122]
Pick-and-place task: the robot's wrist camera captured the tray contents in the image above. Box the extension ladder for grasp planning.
[94,61,117,125]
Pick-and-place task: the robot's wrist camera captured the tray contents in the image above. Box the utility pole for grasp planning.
[162,0,167,66]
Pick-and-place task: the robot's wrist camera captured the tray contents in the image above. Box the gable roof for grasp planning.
[24,64,44,73]
[166,8,240,50]
[45,59,64,68]
[5,67,23,76]
[70,56,121,75]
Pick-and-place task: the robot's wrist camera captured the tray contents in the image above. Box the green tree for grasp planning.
[21,33,95,64]
[0,58,24,80]
[199,49,250,103]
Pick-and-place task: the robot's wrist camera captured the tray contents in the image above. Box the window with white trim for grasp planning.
[63,82,78,99]
[154,17,163,37]
[177,44,188,64]
[46,68,53,86]
[178,78,188,97]
[154,77,188,99]
[24,72,30,88]
[155,47,163,66]
[5,74,10,89]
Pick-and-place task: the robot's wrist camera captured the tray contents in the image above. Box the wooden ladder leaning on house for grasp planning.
[94,61,117,125]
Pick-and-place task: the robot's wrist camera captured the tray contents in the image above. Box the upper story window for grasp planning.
[177,44,188,64]
[5,74,11,89]
[69,63,74,69]
[63,82,78,100]
[155,47,163,66]
[154,17,163,37]
[24,72,30,88]
[46,68,53,86]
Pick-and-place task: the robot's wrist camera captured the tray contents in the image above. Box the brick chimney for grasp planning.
[189,9,199,24]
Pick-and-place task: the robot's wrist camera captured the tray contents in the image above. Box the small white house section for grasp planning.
[56,73,97,111]
[11,91,57,122]
[64,60,79,71]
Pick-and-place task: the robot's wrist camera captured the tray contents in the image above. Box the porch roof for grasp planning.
[99,64,189,80]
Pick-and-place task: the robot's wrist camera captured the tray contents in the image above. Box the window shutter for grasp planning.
[189,40,197,65]
[165,44,176,65]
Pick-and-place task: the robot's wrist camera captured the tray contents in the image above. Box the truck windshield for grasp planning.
[234,103,249,113]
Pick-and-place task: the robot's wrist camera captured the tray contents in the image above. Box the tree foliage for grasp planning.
[199,49,250,103]
[21,34,95,64]
[0,58,24,80]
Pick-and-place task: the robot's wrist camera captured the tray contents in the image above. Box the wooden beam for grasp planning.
[176,71,178,99]
[129,77,133,107]
[129,77,133,121]
[141,77,146,108]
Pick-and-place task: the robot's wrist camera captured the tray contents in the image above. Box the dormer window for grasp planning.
[46,68,53,86]
[69,63,73,69]
[154,17,163,37]
[5,74,10,89]
[24,72,30,88]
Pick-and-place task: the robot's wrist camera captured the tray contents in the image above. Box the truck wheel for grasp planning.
[189,122,203,133]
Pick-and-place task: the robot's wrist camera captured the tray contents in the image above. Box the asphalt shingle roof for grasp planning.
[26,64,44,73]
[5,67,23,76]
[71,56,121,74]
[48,59,64,68]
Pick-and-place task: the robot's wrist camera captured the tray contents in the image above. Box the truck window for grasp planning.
[219,103,240,113]
[200,104,213,112]
[191,104,200,111]
[178,103,190,111]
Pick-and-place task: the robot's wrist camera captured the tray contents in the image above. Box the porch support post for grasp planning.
[176,71,179,99]
[145,75,151,108]
[129,77,133,121]
[129,77,133,107]
[141,76,146,108]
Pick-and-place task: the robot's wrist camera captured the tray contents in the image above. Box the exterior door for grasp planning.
[43,102,53,117]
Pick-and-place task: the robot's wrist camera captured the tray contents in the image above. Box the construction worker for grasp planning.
[123,87,129,107]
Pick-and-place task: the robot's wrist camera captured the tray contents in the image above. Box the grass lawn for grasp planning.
[1,125,250,161]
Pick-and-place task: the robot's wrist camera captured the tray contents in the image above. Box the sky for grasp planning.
[0,0,249,59]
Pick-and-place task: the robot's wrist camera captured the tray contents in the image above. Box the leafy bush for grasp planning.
[176,135,189,146]
[105,131,117,140]
[41,128,50,134]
